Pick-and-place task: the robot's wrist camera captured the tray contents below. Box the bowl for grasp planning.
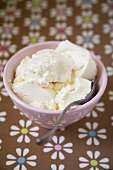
[3,41,107,129]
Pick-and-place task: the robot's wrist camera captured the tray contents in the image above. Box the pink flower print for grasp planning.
[0,40,17,58]
[50,4,73,21]
[0,8,21,21]
[43,136,73,160]
[0,23,19,39]
[101,2,113,17]
[49,23,73,40]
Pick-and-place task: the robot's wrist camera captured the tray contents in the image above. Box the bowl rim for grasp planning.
[3,41,108,115]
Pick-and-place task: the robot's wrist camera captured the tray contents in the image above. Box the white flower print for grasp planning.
[78,122,107,145]
[0,40,17,58]
[111,116,113,126]
[75,11,99,29]
[49,23,73,40]
[75,0,98,9]
[86,102,105,118]
[106,62,113,76]
[6,148,37,169]
[101,2,113,17]
[75,31,100,49]
[26,0,48,12]
[51,164,65,170]
[13,105,24,115]
[20,112,24,116]
[79,151,110,169]
[0,111,7,122]
[50,4,73,21]
[104,40,113,59]
[103,19,113,38]
[13,105,18,110]
[0,7,21,21]
[95,54,101,60]
[90,51,102,60]
[0,139,2,149]
[0,23,19,39]
[108,90,113,100]
[43,136,73,160]
[10,119,39,143]
[21,32,46,45]
[24,14,47,30]
[0,81,8,101]
[0,59,7,78]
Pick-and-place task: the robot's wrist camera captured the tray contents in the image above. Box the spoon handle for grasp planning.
[36,100,83,145]
[36,80,96,145]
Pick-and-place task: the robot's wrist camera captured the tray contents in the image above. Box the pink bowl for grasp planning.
[3,41,107,129]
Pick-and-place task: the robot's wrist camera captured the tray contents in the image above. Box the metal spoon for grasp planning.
[36,80,96,145]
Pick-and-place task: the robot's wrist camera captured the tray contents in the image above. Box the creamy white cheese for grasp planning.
[55,78,92,110]
[12,80,56,110]
[56,40,97,80]
[12,40,97,110]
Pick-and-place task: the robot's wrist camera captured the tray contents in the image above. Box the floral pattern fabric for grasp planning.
[0,0,113,169]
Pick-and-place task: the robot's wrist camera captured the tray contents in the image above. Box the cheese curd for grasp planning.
[12,40,97,110]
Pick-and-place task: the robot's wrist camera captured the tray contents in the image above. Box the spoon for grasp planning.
[36,80,96,145]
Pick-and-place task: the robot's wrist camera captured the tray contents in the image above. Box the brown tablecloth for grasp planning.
[0,0,113,169]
